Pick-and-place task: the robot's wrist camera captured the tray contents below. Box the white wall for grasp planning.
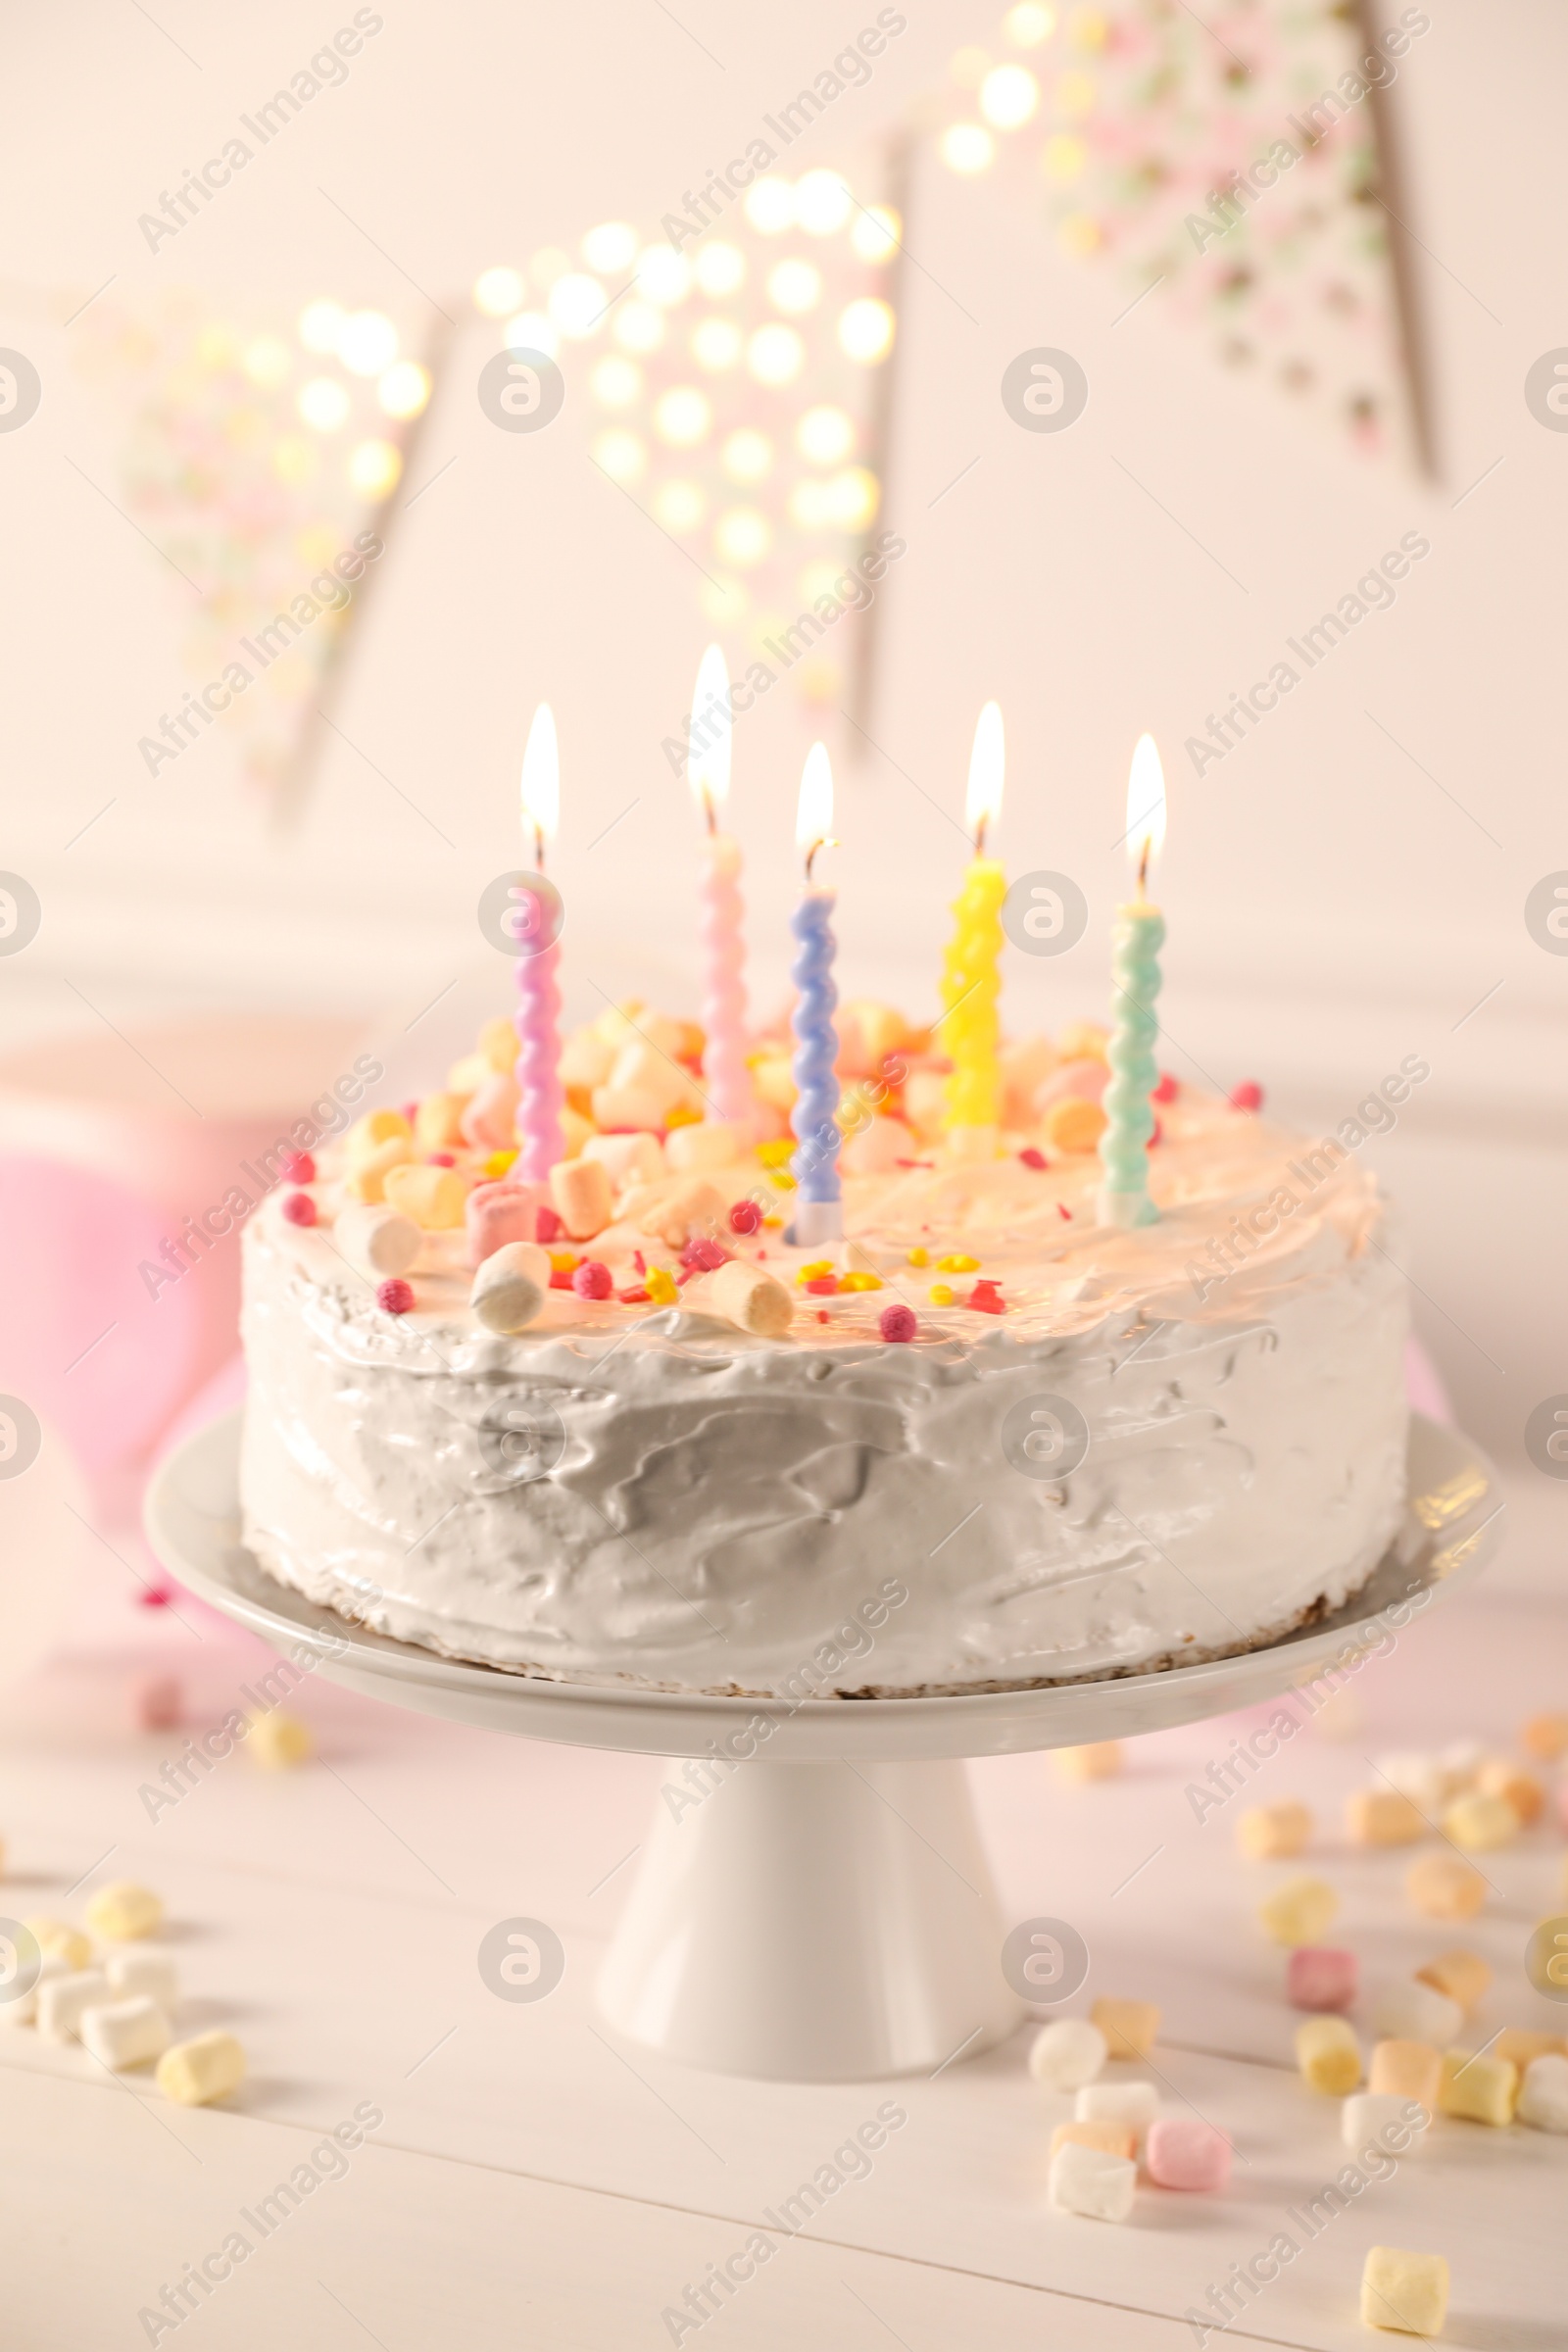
[2,0,1565,1480]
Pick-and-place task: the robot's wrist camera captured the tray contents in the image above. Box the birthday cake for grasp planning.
[238,1003,1411,1697]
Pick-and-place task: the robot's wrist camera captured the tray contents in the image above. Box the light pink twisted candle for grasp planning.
[700,832,754,1129]
[514,922,564,1181]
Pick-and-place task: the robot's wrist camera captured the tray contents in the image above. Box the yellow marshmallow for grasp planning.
[1442,1789,1519,1851]
[414,1092,467,1149]
[245,1710,314,1768]
[1348,1789,1426,1846]
[1296,2015,1361,2094]
[381,1164,466,1231]
[1258,1875,1339,1946]
[84,1881,163,1942]
[1439,2047,1516,2126]
[1236,1801,1312,1860]
[345,1107,412,1160]
[344,1134,414,1203]
[1360,2247,1449,2337]
[1405,1854,1486,1921]
[157,2031,247,2107]
[1054,1742,1122,1784]
[23,1917,90,1971]
[1090,1996,1159,2059]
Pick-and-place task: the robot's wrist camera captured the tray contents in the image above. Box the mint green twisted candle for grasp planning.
[1099,734,1166,1229]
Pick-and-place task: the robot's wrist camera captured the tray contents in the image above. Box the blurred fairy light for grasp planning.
[714,507,771,566]
[377,360,431,418]
[1004,1,1055,43]
[298,300,344,355]
[637,248,692,305]
[655,480,706,532]
[582,220,638,271]
[348,438,401,497]
[941,122,996,172]
[654,386,711,446]
[695,242,746,295]
[721,428,772,482]
[851,206,901,262]
[298,376,350,432]
[505,312,559,358]
[794,171,853,235]
[744,178,795,234]
[981,63,1040,125]
[692,318,744,370]
[593,428,646,482]
[530,247,570,290]
[838,299,894,364]
[473,268,524,317]
[548,272,607,337]
[768,259,822,315]
[797,405,855,464]
[590,354,643,408]
[748,323,805,384]
[613,301,665,353]
[339,311,398,375]
[242,336,291,387]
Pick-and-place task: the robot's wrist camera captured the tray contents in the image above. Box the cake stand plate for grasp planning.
[144,1412,1499,2082]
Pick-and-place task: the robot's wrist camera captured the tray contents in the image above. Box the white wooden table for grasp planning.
[2,1479,1564,2349]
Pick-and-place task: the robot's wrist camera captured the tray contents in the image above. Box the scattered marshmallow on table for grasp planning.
[37,1970,111,2043]
[1049,2138,1137,2223]
[1477,1757,1544,1825]
[1415,1948,1492,2014]
[157,2030,246,2107]
[1051,2118,1136,2162]
[1494,2029,1565,2071]
[1521,1710,1568,1761]
[1236,1800,1312,1860]
[1287,1946,1356,2012]
[23,1918,89,1971]
[245,1709,313,1768]
[1360,2246,1449,2337]
[1258,1875,1338,1946]
[1295,2016,1361,2094]
[1076,2080,1158,2148]
[1370,2040,1444,2108]
[1343,2092,1428,2152]
[1145,2117,1232,2191]
[1090,1996,1159,2060]
[1370,1978,1462,2046]
[1373,1751,1448,1812]
[1517,2052,1568,2132]
[1405,1854,1486,1921]
[1439,2047,1516,2126]
[1347,1789,1426,1846]
[80,1996,172,2071]
[1028,2018,1106,2092]
[84,1881,162,1942]
[107,1948,178,2007]
[1054,1742,1122,1783]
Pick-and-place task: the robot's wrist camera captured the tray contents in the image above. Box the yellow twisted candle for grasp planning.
[941,703,1005,1153]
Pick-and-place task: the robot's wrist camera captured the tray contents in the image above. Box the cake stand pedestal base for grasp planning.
[598,1757,1022,2082]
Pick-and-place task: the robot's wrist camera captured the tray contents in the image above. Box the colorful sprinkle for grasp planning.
[968,1280,1005,1315]
[880,1302,917,1343]
[796,1258,835,1285]
[681,1237,729,1272]
[280,1150,316,1183]
[1017,1148,1048,1170]
[1057,1201,1072,1221]
[928,1283,955,1305]
[376,1277,414,1314]
[906,1246,929,1267]
[572,1260,613,1299]
[281,1191,317,1227]
[937,1253,979,1273]
[839,1271,883,1292]
[1152,1073,1179,1104]
[804,1276,839,1296]
[484,1148,519,1178]
[756,1138,795,1167]
[728,1199,762,1235]
[426,1152,456,1166]
[1231,1081,1263,1111]
[645,1266,679,1306]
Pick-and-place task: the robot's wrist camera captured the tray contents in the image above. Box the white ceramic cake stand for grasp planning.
[144,1412,1499,2083]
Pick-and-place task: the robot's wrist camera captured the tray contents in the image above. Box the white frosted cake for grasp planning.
[238,1011,1408,1697]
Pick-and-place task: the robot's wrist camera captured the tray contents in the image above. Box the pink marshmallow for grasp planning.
[1145,2117,1232,2192]
[466,1180,550,1268]
[1286,1946,1358,2013]
[461,1072,520,1151]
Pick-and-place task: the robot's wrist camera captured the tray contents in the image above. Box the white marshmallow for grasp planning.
[664,1121,745,1174]
[1029,2019,1107,2093]
[469,1243,549,1334]
[107,1948,178,2008]
[1372,1751,1447,1812]
[333,1202,420,1279]
[1518,2053,1568,2133]
[1075,2080,1158,2149]
[37,1969,111,2043]
[1049,2138,1136,2222]
[1369,1978,1462,2046]
[581,1131,664,1191]
[2,1950,67,2028]
[1343,2091,1428,2151]
[80,1996,172,2071]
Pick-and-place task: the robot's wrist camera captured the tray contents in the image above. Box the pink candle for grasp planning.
[689,644,754,1130]
[514,702,564,1180]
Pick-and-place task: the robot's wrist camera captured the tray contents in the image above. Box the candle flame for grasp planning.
[688,643,732,822]
[964,701,1004,850]
[520,702,560,862]
[1126,732,1165,892]
[796,740,834,872]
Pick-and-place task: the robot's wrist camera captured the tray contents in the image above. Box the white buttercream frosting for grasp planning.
[238,1091,1408,1696]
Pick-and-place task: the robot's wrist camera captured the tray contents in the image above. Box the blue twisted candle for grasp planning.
[790,886,842,1213]
[1098,899,1164,1226]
